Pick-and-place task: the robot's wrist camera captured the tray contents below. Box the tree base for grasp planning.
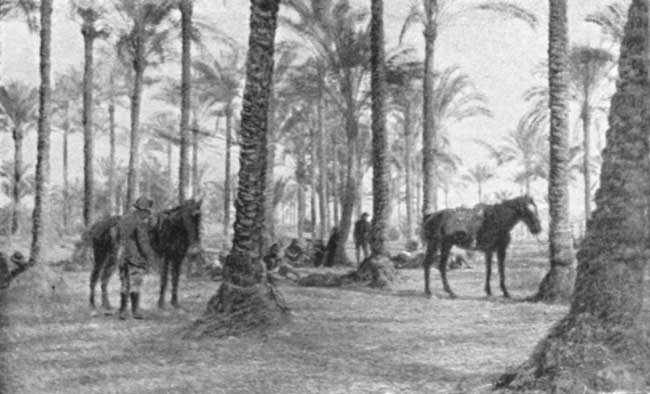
[527,264,575,304]
[496,313,650,393]
[298,254,397,289]
[185,280,290,339]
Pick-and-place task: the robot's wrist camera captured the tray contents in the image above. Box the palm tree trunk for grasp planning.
[29,0,52,267]
[501,1,650,388]
[178,0,192,204]
[81,13,96,227]
[530,0,575,303]
[11,129,23,234]
[62,116,69,230]
[317,93,328,240]
[223,107,232,242]
[167,140,173,203]
[190,0,287,338]
[108,97,116,215]
[125,29,145,210]
[355,144,363,218]
[310,125,318,242]
[262,135,276,251]
[422,0,438,215]
[477,181,482,203]
[369,0,390,257]
[192,119,199,197]
[582,103,592,225]
[404,104,414,240]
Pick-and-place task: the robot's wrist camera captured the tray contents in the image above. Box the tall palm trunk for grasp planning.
[167,140,173,203]
[296,152,306,242]
[30,0,52,265]
[223,107,232,242]
[581,102,592,224]
[62,115,70,230]
[310,125,318,242]
[422,0,438,215]
[178,0,192,203]
[262,123,276,251]
[530,0,575,303]
[404,103,414,240]
[81,12,97,227]
[125,27,145,210]
[369,0,389,257]
[191,0,287,338]
[192,119,199,196]
[317,93,328,240]
[502,1,650,388]
[11,128,23,234]
[108,101,116,215]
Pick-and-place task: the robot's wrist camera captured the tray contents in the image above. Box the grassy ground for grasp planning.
[0,240,569,394]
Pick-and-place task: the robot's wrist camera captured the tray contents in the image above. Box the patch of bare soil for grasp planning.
[1,241,569,393]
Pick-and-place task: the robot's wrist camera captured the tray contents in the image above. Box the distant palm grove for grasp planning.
[2,0,650,392]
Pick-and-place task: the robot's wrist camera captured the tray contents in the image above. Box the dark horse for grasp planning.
[421,195,542,298]
[88,199,203,310]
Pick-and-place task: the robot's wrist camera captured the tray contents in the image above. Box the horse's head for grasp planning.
[517,195,542,235]
[179,198,203,258]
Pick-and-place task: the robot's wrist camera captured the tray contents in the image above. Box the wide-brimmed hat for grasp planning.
[361,212,370,218]
[133,196,154,212]
[10,251,27,266]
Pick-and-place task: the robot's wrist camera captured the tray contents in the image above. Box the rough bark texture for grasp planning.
[178,0,192,204]
[223,107,233,242]
[370,0,390,257]
[499,1,650,391]
[29,0,52,268]
[530,0,576,304]
[421,0,438,215]
[262,138,276,251]
[81,11,97,227]
[125,20,145,210]
[189,0,288,338]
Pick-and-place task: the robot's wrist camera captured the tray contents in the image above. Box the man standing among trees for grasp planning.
[353,212,371,264]
[116,196,156,320]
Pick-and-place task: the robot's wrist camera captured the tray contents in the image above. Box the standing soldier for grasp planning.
[353,212,371,264]
[116,196,157,320]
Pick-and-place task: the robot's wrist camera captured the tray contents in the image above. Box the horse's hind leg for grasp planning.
[89,245,103,308]
[100,249,117,310]
[484,251,493,296]
[170,258,181,308]
[497,244,510,298]
[439,243,456,298]
[423,241,437,297]
[158,258,170,309]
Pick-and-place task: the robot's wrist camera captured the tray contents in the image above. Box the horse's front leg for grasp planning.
[423,241,437,297]
[100,251,117,311]
[158,258,170,309]
[484,251,493,296]
[89,249,102,308]
[439,243,456,298]
[170,258,181,308]
[497,243,510,298]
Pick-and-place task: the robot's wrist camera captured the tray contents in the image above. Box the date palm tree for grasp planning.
[0,81,38,234]
[178,0,192,203]
[399,0,537,215]
[190,0,288,338]
[586,1,626,44]
[193,46,244,240]
[499,0,650,389]
[114,0,177,209]
[462,164,494,203]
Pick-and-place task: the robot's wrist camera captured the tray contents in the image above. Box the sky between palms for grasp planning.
[0,0,620,215]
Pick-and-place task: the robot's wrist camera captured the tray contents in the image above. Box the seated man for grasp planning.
[284,239,304,264]
[263,243,301,281]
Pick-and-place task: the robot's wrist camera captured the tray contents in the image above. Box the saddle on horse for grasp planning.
[442,204,485,249]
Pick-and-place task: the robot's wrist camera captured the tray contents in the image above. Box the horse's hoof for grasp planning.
[157,302,166,310]
[424,291,432,298]
[448,292,458,299]
[171,302,181,309]
[503,293,511,299]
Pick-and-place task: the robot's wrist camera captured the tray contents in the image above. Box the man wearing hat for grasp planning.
[115,196,157,320]
[353,212,371,265]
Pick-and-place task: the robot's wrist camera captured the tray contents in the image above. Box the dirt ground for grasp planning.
[0,240,568,394]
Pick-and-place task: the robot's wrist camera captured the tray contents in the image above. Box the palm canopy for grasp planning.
[0,0,37,29]
[399,0,537,43]
[585,1,626,44]
[0,80,38,131]
[192,45,245,110]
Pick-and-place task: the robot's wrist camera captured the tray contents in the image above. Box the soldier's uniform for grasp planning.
[116,196,156,320]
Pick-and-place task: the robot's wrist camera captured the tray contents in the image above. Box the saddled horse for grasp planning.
[88,199,203,311]
[421,195,542,298]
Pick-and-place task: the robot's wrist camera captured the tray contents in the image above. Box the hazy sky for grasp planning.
[0,0,624,218]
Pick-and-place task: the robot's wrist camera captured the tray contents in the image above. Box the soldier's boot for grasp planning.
[130,292,144,319]
[118,292,129,320]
